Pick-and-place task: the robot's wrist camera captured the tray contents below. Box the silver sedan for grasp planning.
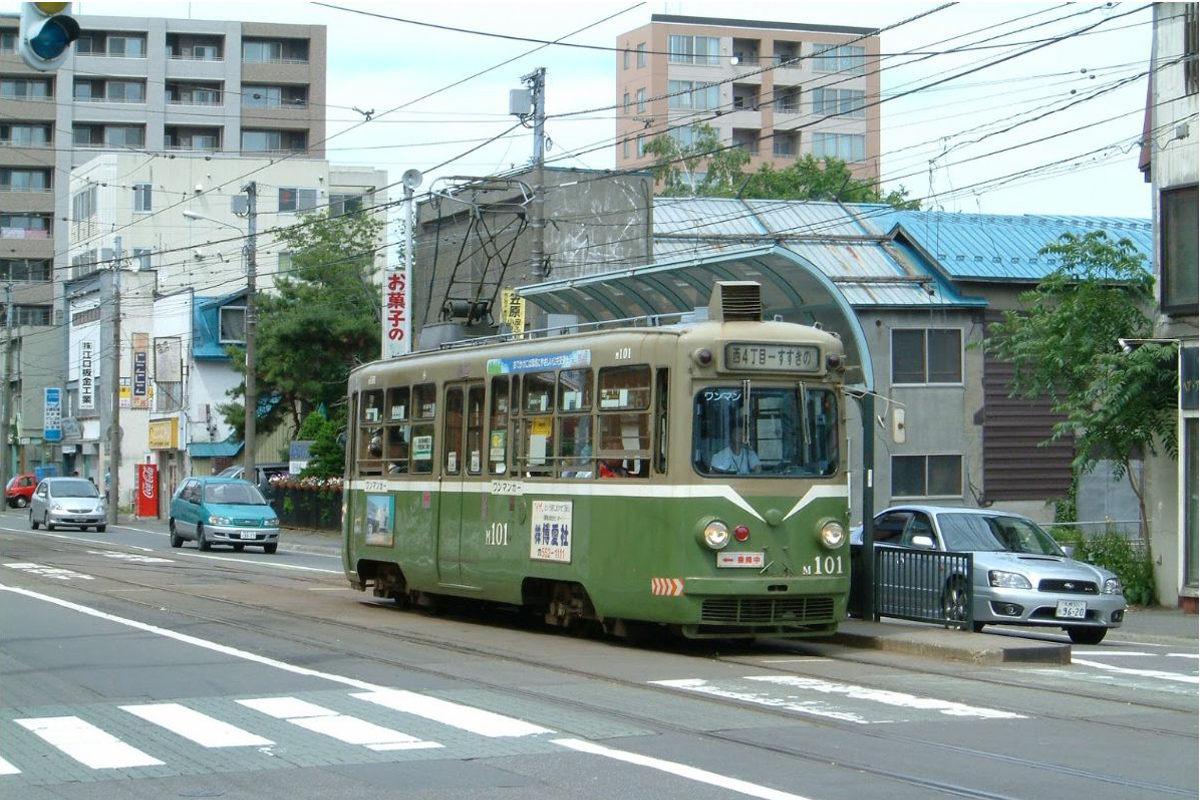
[860,505,1126,644]
[29,477,107,532]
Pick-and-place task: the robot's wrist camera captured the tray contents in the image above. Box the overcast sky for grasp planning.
[64,1,1158,223]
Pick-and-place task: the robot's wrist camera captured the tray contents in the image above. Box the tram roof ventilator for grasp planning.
[708,281,763,322]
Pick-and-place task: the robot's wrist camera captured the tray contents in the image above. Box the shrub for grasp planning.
[1078,530,1157,607]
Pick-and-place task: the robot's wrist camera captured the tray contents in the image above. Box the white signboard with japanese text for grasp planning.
[78,339,96,411]
[382,267,410,359]
[530,500,572,563]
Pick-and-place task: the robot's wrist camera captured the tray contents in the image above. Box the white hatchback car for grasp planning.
[29,477,107,532]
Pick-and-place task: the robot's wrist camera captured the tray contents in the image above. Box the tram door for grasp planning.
[437,382,485,587]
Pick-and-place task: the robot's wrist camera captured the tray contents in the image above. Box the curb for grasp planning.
[831,628,1071,665]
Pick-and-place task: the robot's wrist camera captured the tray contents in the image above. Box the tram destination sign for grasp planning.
[724,342,820,373]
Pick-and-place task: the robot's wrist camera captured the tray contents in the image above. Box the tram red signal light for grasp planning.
[693,348,713,366]
[734,525,750,542]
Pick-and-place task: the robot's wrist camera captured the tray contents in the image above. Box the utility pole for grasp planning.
[0,282,13,499]
[107,236,122,526]
[522,67,547,279]
[242,182,257,480]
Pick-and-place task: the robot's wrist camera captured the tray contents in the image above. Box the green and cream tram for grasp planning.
[343,282,851,639]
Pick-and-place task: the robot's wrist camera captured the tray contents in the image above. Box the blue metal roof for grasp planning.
[188,439,242,458]
[192,291,247,360]
[865,209,1153,282]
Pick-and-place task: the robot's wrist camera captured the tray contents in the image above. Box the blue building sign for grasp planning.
[44,387,62,443]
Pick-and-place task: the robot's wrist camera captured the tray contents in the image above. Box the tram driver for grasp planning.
[705,431,763,474]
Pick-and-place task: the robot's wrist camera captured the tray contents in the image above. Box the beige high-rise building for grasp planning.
[0,14,327,324]
[616,14,880,186]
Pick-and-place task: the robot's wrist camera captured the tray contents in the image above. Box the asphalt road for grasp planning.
[1,507,1195,800]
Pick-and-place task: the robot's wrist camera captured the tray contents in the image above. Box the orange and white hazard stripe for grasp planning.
[650,578,684,596]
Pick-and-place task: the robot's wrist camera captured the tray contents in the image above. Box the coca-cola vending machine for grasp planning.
[136,463,158,518]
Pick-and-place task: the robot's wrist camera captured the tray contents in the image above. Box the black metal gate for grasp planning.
[850,545,975,629]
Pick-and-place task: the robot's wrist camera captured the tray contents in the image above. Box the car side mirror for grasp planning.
[1062,544,1075,559]
[910,534,935,549]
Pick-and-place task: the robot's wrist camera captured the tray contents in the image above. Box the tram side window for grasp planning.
[520,371,556,476]
[558,368,594,479]
[411,383,436,474]
[358,388,385,475]
[444,387,463,475]
[654,368,669,474]
[596,365,651,478]
[385,387,410,475]
[489,376,510,474]
[466,384,485,475]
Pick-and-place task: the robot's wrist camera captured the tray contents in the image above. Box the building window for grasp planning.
[107,35,147,57]
[1187,4,1198,95]
[0,31,17,54]
[0,259,52,282]
[0,123,51,146]
[812,132,865,162]
[623,91,630,113]
[636,88,646,113]
[132,247,152,270]
[0,168,50,191]
[1,77,51,100]
[892,328,962,384]
[668,80,719,110]
[623,48,629,70]
[1161,184,1198,314]
[892,454,962,498]
[0,214,51,239]
[242,40,283,63]
[278,187,317,213]
[279,252,294,273]
[329,194,363,215]
[813,44,865,74]
[242,129,306,153]
[636,42,646,67]
[2,304,52,326]
[812,87,865,118]
[622,138,629,159]
[668,126,695,148]
[636,135,646,157]
[133,183,152,212]
[219,306,247,344]
[668,35,720,65]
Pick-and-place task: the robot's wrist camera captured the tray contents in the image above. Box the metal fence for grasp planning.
[850,545,975,629]
[267,487,342,532]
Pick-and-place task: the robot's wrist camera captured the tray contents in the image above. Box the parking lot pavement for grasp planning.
[274,525,1195,662]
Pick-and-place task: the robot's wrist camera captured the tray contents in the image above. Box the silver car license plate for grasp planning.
[1056,600,1087,619]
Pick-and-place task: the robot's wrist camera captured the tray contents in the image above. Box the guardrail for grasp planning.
[849,545,974,629]
[267,486,342,532]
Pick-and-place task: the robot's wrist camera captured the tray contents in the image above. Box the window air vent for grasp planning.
[708,281,762,322]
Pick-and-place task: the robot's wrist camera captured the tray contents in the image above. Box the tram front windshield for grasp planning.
[693,384,837,477]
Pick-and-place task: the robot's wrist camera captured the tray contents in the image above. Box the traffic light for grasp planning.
[18,2,80,71]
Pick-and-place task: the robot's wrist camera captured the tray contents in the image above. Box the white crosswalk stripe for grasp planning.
[237,697,443,751]
[14,716,164,769]
[120,703,274,747]
[0,756,20,776]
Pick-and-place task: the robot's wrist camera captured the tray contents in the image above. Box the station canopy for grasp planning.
[516,244,875,391]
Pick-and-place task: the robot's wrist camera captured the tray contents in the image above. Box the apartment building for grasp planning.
[0,13,326,325]
[615,14,880,184]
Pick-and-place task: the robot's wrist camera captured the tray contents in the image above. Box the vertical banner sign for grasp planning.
[500,289,525,336]
[79,339,95,411]
[382,268,410,359]
[132,333,149,409]
[135,463,158,518]
[43,388,63,443]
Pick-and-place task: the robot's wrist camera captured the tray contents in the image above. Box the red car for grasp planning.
[6,473,38,508]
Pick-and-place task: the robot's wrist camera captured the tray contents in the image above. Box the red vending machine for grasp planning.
[136,463,159,518]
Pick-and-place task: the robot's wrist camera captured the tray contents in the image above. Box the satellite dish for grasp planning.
[401,169,423,190]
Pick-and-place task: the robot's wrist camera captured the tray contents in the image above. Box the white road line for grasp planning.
[1166,653,1199,660]
[747,676,1025,719]
[165,549,341,574]
[759,658,831,664]
[0,525,154,551]
[1072,658,1200,685]
[120,703,274,748]
[0,755,20,775]
[354,689,553,738]
[238,697,441,751]
[652,678,868,724]
[14,716,164,769]
[0,585,547,741]
[554,738,814,800]
[1073,650,1160,656]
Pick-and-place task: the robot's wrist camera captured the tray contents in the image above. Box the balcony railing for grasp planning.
[0,140,52,149]
[167,97,223,106]
[164,142,221,151]
[73,96,146,104]
[0,185,53,193]
[168,53,224,61]
[242,57,309,65]
[0,228,51,239]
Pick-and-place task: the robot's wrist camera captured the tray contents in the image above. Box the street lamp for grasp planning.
[182,190,258,480]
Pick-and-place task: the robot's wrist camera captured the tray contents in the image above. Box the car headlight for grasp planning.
[1103,577,1123,595]
[50,503,66,512]
[701,520,730,550]
[988,570,1032,590]
[208,515,232,525]
[819,520,846,549]
[265,517,279,527]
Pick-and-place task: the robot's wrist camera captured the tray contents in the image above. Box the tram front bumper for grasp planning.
[673,575,849,638]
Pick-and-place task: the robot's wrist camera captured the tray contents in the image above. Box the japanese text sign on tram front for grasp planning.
[724,342,821,373]
[382,267,410,359]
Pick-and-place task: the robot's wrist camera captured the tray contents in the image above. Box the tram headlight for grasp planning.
[698,519,730,550]
[818,520,846,549]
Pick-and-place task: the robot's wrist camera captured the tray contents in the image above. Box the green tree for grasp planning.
[643,123,919,208]
[981,231,1178,542]
[219,207,385,440]
[298,408,347,479]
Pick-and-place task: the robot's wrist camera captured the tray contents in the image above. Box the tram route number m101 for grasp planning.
[725,342,820,372]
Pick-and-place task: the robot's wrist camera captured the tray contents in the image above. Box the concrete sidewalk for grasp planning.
[277,524,1196,664]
